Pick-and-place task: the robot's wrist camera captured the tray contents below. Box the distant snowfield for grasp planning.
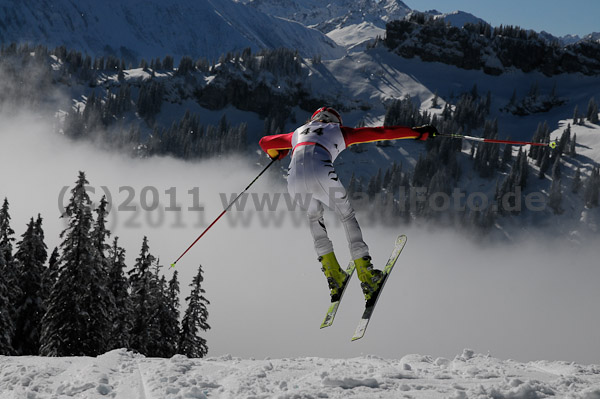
[1,348,599,398]
[327,22,386,51]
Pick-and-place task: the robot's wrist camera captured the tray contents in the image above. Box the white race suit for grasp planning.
[286,121,369,260]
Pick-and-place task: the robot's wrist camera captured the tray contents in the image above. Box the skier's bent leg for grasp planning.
[315,168,369,261]
[338,206,369,260]
[307,199,334,257]
[326,187,369,259]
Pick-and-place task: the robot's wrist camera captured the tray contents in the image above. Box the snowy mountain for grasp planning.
[1,1,599,240]
[244,0,411,51]
[584,32,600,43]
[1,348,600,398]
[540,31,600,46]
[0,0,345,61]
[245,0,411,31]
[426,10,488,28]
[384,16,600,76]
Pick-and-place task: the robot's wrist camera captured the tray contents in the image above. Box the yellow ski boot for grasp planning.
[354,256,384,301]
[318,252,349,301]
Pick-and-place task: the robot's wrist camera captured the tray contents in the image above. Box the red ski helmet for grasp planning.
[310,106,342,125]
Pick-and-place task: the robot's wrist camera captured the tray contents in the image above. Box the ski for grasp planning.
[351,234,407,341]
[320,261,356,329]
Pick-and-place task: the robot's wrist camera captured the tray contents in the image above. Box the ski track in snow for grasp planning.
[1,349,599,398]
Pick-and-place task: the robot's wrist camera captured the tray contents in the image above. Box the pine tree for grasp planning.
[0,250,15,354]
[517,149,529,188]
[42,247,60,304]
[551,154,561,181]
[106,237,132,351]
[412,154,429,187]
[388,162,404,194]
[474,119,499,177]
[548,179,563,214]
[13,215,48,355]
[137,80,164,120]
[538,149,550,179]
[367,169,382,199]
[178,265,210,358]
[0,198,15,261]
[569,133,577,157]
[175,56,195,76]
[383,168,392,190]
[431,90,439,108]
[557,127,570,156]
[587,97,599,124]
[499,149,527,215]
[143,258,169,357]
[128,236,156,355]
[530,121,549,161]
[147,273,168,357]
[40,172,111,356]
[85,195,115,354]
[151,270,180,357]
[502,142,513,166]
[163,55,174,70]
[573,105,584,125]
[91,196,112,274]
[0,198,21,345]
[584,167,600,208]
[163,271,181,356]
[572,168,582,194]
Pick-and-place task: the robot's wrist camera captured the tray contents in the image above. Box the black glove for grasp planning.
[412,125,438,141]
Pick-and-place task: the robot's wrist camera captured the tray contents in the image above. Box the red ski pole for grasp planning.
[438,133,557,148]
[171,157,278,267]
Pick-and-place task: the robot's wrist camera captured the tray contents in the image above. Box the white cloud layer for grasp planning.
[1,110,598,364]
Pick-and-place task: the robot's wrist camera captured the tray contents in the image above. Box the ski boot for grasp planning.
[354,255,384,302]
[318,252,349,302]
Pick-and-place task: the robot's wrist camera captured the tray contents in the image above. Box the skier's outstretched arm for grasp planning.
[259,132,293,159]
[341,125,438,146]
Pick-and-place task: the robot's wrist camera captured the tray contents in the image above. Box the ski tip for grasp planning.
[170,263,176,268]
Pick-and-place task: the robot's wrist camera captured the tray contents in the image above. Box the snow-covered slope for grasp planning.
[247,0,411,30]
[246,0,410,51]
[0,0,345,61]
[1,348,599,398]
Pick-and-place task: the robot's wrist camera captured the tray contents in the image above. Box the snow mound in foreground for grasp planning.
[1,348,600,398]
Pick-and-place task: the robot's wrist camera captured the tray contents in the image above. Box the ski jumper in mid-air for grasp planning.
[259,107,437,301]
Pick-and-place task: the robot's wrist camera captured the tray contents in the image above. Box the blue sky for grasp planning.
[405,0,599,37]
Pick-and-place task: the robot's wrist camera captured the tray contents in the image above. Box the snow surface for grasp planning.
[327,22,386,51]
[1,0,600,390]
[1,348,599,398]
